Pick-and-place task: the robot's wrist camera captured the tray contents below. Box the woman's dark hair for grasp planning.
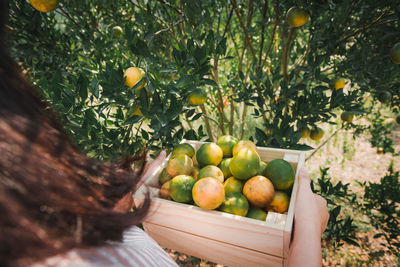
[0,2,150,266]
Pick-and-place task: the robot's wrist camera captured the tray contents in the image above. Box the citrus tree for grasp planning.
[7,0,400,160]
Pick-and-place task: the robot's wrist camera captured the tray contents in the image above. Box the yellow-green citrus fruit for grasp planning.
[191,165,200,180]
[334,78,346,90]
[112,26,123,37]
[378,91,392,104]
[377,147,384,155]
[243,176,275,207]
[159,180,171,200]
[264,159,295,190]
[29,0,58,12]
[197,165,224,183]
[396,115,400,125]
[286,7,309,28]
[341,111,354,122]
[257,161,268,176]
[299,126,310,138]
[171,143,195,158]
[188,88,207,105]
[264,128,273,135]
[166,154,193,177]
[159,167,172,184]
[232,140,257,156]
[196,143,223,167]
[124,67,146,89]
[129,105,143,117]
[192,177,225,210]
[218,158,232,179]
[169,175,196,203]
[219,192,249,216]
[390,42,400,64]
[246,207,267,221]
[267,191,290,213]
[216,135,238,158]
[223,177,243,195]
[229,148,260,180]
[310,127,324,141]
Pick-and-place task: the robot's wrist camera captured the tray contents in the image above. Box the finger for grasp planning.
[297,168,312,192]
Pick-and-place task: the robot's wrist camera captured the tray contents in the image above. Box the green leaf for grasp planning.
[123,116,141,125]
[203,79,218,87]
[90,77,99,98]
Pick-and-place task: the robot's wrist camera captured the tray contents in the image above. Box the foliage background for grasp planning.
[5,0,400,265]
[7,0,400,160]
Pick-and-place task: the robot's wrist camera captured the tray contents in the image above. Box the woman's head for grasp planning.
[0,2,149,265]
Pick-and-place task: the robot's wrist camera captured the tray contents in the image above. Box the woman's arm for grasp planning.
[286,168,329,267]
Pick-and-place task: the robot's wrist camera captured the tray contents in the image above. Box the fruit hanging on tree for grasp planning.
[29,0,58,12]
[286,7,310,28]
[341,111,354,123]
[188,88,207,105]
[299,126,310,138]
[310,127,324,141]
[390,42,400,64]
[112,26,123,37]
[334,78,346,90]
[378,91,392,104]
[124,67,146,89]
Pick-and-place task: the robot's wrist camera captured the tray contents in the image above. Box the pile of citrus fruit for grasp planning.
[158,136,295,221]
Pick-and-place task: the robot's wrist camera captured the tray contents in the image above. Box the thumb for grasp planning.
[297,168,312,192]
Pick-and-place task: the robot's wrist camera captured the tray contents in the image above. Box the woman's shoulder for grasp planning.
[33,226,178,267]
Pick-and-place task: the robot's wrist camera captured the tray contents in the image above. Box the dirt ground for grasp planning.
[160,126,400,266]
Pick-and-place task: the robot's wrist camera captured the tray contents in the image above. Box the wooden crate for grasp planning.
[134,140,305,267]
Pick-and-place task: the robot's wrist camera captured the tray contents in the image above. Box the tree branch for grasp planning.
[222,8,234,39]
[335,13,396,47]
[199,104,215,141]
[230,0,256,59]
[257,0,269,71]
[229,88,235,135]
[282,27,295,81]
[155,0,183,15]
[240,103,247,139]
[154,18,185,36]
[261,0,280,69]
[306,125,344,161]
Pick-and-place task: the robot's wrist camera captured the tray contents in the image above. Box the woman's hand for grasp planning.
[113,151,167,213]
[294,168,329,235]
[286,168,329,267]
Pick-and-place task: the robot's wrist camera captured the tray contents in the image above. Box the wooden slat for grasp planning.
[144,223,283,267]
[283,151,305,258]
[144,197,285,257]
